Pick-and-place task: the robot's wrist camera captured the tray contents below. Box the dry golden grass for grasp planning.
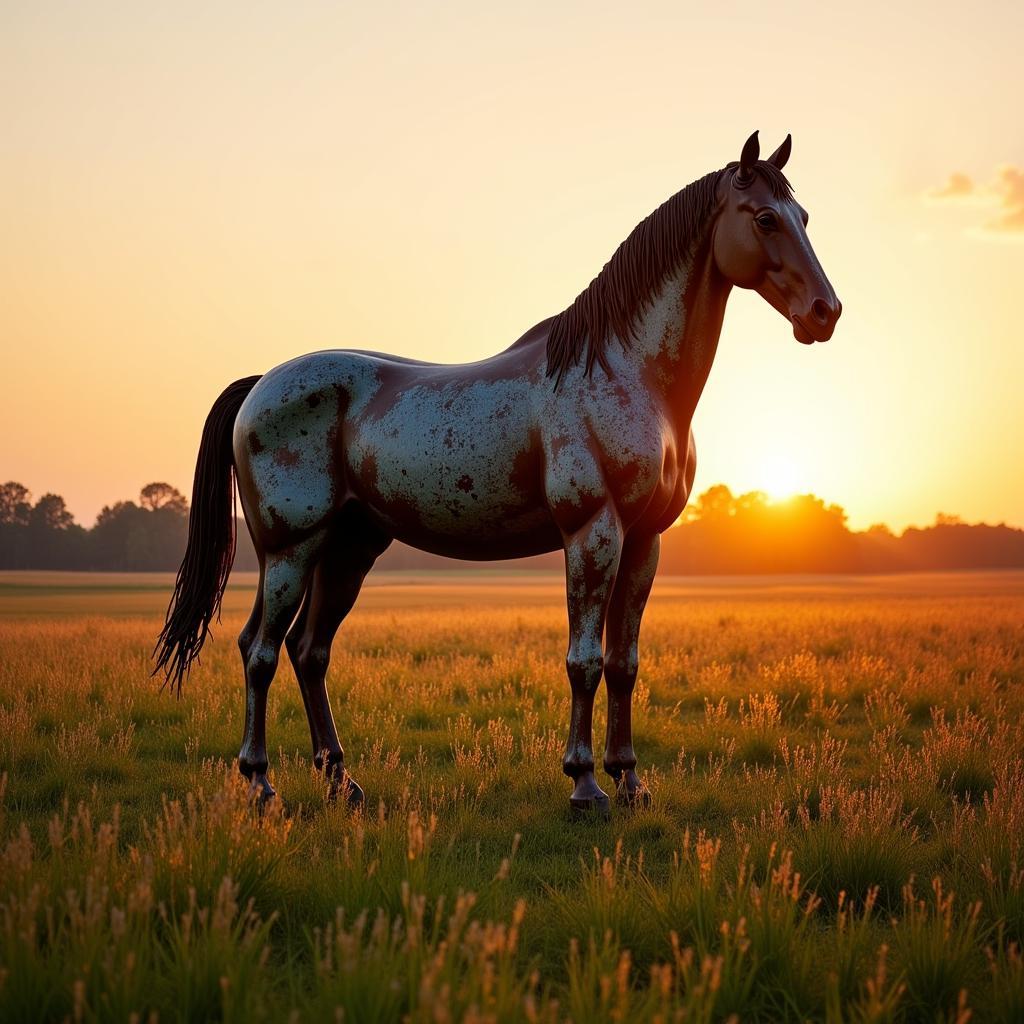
[0,570,1022,1021]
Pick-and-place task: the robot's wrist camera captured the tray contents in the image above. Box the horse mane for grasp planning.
[545,162,793,387]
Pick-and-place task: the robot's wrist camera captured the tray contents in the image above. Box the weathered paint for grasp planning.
[221,147,841,810]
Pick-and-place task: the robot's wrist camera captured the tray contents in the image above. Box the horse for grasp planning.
[155,131,841,814]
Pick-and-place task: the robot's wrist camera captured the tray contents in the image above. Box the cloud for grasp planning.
[925,164,1024,237]
[986,165,1024,233]
[927,172,975,199]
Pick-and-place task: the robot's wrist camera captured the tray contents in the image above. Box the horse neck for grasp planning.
[627,237,731,423]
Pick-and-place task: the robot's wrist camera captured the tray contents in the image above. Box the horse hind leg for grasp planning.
[238,535,323,802]
[285,524,389,807]
[237,562,265,665]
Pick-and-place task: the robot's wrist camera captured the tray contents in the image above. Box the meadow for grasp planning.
[0,570,1022,1022]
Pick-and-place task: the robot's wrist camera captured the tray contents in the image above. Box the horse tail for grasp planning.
[154,375,262,694]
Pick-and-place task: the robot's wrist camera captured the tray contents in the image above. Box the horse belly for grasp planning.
[347,383,559,559]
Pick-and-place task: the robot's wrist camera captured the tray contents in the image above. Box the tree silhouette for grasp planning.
[89,486,189,570]
[0,485,85,569]
[0,482,32,526]
[29,494,75,530]
[139,483,187,514]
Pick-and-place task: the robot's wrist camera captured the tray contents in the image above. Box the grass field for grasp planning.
[0,570,1022,1022]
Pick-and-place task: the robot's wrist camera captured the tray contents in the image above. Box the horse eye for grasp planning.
[755,212,777,231]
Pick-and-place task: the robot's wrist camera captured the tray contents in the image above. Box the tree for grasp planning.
[0,487,84,568]
[29,493,75,530]
[0,482,32,526]
[693,484,735,521]
[87,487,189,570]
[139,482,187,514]
[28,494,85,568]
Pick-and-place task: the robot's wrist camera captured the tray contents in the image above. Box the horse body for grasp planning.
[233,311,697,563]
[157,132,841,813]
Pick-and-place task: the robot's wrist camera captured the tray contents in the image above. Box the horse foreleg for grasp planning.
[604,532,659,806]
[562,505,622,815]
[238,538,321,803]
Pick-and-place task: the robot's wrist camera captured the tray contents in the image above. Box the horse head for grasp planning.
[713,131,842,344]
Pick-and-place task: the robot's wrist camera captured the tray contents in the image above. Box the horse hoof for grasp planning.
[340,776,365,810]
[614,770,652,808]
[328,771,365,810]
[570,794,611,819]
[569,773,611,819]
[616,784,652,808]
[247,775,278,810]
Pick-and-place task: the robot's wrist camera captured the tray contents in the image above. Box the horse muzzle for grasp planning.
[792,296,842,344]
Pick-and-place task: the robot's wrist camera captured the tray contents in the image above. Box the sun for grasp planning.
[755,453,803,501]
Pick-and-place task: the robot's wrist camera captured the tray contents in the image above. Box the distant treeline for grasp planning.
[0,482,190,572]
[1,479,1022,574]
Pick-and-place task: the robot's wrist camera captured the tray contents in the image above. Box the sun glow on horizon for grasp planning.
[752,454,805,502]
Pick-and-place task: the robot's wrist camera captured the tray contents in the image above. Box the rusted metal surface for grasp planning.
[157,132,840,813]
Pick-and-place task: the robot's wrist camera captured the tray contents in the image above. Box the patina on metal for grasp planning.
[155,132,841,814]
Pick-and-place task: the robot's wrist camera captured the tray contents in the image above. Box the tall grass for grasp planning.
[0,578,1022,1019]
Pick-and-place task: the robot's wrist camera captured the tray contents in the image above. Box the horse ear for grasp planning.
[767,133,792,171]
[735,130,759,188]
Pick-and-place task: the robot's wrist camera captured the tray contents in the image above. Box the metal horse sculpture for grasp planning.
[156,132,840,814]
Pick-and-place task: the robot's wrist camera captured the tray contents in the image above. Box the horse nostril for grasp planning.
[810,298,830,324]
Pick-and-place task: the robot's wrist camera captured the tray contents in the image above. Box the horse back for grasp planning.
[233,345,562,559]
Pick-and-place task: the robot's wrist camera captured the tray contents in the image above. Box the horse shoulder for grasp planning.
[540,409,608,535]
[596,382,673,501]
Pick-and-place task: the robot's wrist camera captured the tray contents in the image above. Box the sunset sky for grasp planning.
[2,2,1022,532]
